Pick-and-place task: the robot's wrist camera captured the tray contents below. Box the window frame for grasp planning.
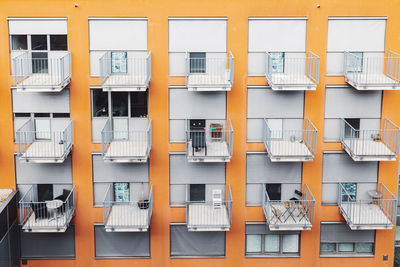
[320,242,374,256]
[245,232,300,257]
[189,52,206,74]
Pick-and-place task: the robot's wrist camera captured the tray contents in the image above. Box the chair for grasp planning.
[282,201,297,223]
[55,189,71,213]
[270,205,283,223]
[297,204,308,222]
[212,190,222,209]
[31,203,49,221]
[190,120,206,155]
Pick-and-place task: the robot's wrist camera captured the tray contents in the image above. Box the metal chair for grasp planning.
[212,190,222,209]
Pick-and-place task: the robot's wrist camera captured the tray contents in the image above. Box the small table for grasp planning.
[46,200,63,221]
[367,190,382,202]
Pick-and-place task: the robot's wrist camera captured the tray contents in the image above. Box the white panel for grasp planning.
[169,19,227,52]
[248,19,307,52]
[170,184,186,206]
[9,18,67,34]
[92,118,108,143]
[327,19,386,52]
[90,51,103,76]
[169,120,186,142]
[51,118,70,132]
[326,52,344,75]
[169,53,186,76]
[248,52,265,76]
[89,19,147,50]
[12,89,70,113]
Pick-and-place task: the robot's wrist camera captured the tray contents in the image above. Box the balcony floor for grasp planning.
[187,141,230,162]
[22,209,74,233]
[187,204,230,231]
[104,140,149,163]
[20,141,71,163]
[103,74,148,91]
[342,139,396,161]
[346,73,400,90]
[340,202,393,230]
[16,74,70,92]
[266,140,313,162]
[269,74,316,91]
[187,74,231,91]
[265,203,312,231]
[105,204,149,232]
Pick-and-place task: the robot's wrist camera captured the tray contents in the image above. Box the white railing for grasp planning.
[265,52,320,88]
[263,118,317,158]
[16,119,73,161]
[103,184,153,230]
[263,184,315,228]
[101,118,152,160]
[344,51,400,89]
[19,185,76,231]
[185,119,233,160]
[340,118,400,158]
[185,52,234,88]
[338,183,396,228]
[185,184,232,229]
[12,51,71,89]
[99,51,151,89]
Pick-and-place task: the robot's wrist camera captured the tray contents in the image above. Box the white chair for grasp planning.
[212,190,223,209]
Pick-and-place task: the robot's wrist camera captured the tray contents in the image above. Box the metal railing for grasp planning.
[101,118,152,160]
[99,51,151,89]
[263,118,317,158]
[185,120,233,160]
[265,52,319,88]
[262,184,315,228]
[344,51,400,89]
[340,118,400,158]
[185,184,232,229]
[12,51,71,89]
[338,183,396,228]
[19,185,76,231]
[185,52,234,87]
[16,119,74,161]
[103,184,153,230]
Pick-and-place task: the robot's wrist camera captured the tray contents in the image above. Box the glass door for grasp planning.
[35,118,51,140]
[111,92,129,140]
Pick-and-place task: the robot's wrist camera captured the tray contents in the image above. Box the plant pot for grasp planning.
[138,199,149,209]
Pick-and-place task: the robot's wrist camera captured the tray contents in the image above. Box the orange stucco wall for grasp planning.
[0,0,399,266]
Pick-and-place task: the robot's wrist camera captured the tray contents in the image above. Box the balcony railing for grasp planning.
[185,52,234,91]
[344,51,400,90]
[99,51,151,91]
[185,119,233,162]
[263,184,315,231]
[265,52,320,91]
[16,119,73,163]
[101,118,152,163]
[186,184,232,232]
[19,185,76,232]
[338,183,396,230]
[340,118,400,161]
[103,184,153,232]
[263,118,317,162]
[12,51,71,92]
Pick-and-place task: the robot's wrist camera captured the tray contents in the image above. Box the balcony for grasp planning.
[338,183,396,230]
[340,118,400,161]
[263,184,315,231]
[265,52,320,91]
[263,119,317,162]
[12,52,71,92]
[16,119,73,163]
[19,185,76,233]
[99,52,151,92]
[186,185,232,232]
[103,184,153,232]
[185,119,233,162]
[101,119,152,163]
[185,52,234,91]
[344,51,400,90]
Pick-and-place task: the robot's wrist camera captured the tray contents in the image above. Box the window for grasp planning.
[31,52,48,74]
[111,52,127,73]
[338,243,354,252]
[246,235,262,253]
[347,52,363,72]
[112,92,128,117]
[341,183,357,201]
[34,118,51,140]
[50,35,68,51]
[92,90,109,117]
[189,184,205,202]
[11,35,27,50]
[344,118,360,138]
[264,234,280,252]
[320,242,373,255]
[266,119,283,139]
[113,182,130,202]
[37,184,53,202]
[31,35,47,50]
[131,92,148,118]
[189,52,206,73]
[265,184,281,201]
[320,243,336,253]
[245,231,300,256]
[269,52,285,73]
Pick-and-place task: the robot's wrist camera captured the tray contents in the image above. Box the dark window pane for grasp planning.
[341,183,357,201]
[31,35,47,50]
[50,35,68,51]
[190,52,206,73]
[52,113,70,118]
[11,35,27,50]
[130,91,148,117]
[190,184,205,202]
[37,184,53,202]
[31,52,48,74]
[14,113,31,117]
[344,118,360,138]
[112,92,128,117]
[34,113,50,118]
[92,90,109,117]
[265,184,281,201]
